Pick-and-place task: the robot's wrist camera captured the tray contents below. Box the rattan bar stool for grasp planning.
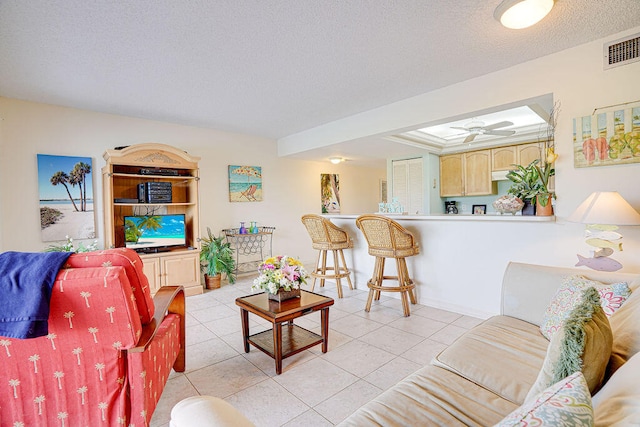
[355,214,419,317]
[301,214,354,298]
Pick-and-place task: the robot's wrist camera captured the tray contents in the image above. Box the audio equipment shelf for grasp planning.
[103,143,203,296]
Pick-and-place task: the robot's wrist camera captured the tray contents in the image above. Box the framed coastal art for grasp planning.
[321,174,340,214]
[37,154,95,241]
[229,165,262,202]
[573,101,640,168]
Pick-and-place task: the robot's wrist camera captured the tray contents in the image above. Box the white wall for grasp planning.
[0,98,385,268]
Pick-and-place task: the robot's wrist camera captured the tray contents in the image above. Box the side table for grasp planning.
[235,290,334,374]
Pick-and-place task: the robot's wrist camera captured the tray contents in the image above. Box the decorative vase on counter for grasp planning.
[239,222,247,234]
[250,221,258,233]
[536,195,554,216]
[522,200,536,216]
[492,195,524,215]
[267,287,301,302]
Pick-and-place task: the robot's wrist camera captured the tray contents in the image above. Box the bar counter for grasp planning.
[325,213,565,319]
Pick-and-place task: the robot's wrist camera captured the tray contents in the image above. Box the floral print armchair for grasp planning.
[0,248,185,426]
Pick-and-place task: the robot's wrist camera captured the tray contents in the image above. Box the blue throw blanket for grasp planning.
[0,251,71,339]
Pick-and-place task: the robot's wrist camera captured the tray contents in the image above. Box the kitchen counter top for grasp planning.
[326,213,555,222]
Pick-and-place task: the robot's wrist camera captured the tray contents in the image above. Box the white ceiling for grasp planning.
[1,1,640,166]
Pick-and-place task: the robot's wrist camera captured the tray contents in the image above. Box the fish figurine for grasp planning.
[593,247,614,258]
[575,254,622,272]
[585,238,623,251]
[585,229,623,241]
[586,224,619,231]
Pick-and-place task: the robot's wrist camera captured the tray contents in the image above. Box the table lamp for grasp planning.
[568,191,640,271]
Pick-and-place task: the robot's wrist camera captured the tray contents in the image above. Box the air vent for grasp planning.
[604,33,640,69]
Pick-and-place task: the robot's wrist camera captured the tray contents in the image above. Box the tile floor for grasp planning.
[150,276,483,427]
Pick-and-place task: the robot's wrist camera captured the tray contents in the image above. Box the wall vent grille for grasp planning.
[604,33,640,69]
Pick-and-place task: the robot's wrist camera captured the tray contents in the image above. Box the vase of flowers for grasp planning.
[252,255,309,301]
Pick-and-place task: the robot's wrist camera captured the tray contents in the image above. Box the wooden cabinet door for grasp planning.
[518,143,544,167]
[161,252,200,291]
[440,154,464,197]
[464,150,493,196]
[141,256,161,295]
[492,146,517,171]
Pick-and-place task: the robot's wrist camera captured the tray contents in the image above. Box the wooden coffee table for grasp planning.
[235,290,334,374]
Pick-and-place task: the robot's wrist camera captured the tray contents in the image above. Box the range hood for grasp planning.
[492,170,510,181]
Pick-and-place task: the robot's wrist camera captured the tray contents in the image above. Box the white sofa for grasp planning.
[339,262,640,426]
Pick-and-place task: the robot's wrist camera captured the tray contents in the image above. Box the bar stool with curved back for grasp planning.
[301,214,354,298]
[356,214,419,316]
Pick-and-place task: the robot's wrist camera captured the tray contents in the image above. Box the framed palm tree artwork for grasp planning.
[37,154,95,242]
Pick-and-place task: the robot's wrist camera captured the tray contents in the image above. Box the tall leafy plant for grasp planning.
[200,228,236,284]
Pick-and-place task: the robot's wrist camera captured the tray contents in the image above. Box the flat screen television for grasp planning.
[124,214,186,252]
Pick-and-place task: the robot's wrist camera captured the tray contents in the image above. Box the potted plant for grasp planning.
[200,227,236,289]
[506,160,541,215]
[532,148,557,216]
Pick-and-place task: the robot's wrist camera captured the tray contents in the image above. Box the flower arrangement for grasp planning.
[252,255,309,294]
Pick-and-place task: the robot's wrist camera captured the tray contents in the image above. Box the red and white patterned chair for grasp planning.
[0,248,185,426]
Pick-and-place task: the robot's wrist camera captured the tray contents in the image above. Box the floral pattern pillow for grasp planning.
[495,372,593,427]
[540,275,631,340]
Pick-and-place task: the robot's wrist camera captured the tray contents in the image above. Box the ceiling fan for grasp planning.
[451,120,516,143]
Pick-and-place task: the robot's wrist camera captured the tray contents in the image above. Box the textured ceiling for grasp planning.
[1,1,640,154]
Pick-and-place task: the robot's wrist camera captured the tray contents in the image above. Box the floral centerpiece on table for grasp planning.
[252,255,309,297]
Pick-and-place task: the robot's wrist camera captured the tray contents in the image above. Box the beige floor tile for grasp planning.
[358,325,425,356]
[273,358,358,407]
[185,323,217,346]
[225,379,309,427]
[331,297,368,313]
[149,374,198,427]
[187,355,269,398]
[184,337,239,373]
[282,409,333,427]
[322,340,395,378]
[308,327,354,354]
[353,306,409,328]
[189,303,238,323]
[429,324,469,346]
[314,379,383,424]
[388,314,448,338]
[330,313,384,338]
[243,348,318,377]
[452,314,485,329]
[363,356,422,390]
[413,305,463,323]
[401,338,449,366]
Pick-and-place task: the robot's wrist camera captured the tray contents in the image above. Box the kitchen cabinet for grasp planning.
[440,150,495,197]
[492,142,544,171]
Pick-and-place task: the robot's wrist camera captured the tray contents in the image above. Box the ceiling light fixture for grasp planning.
[494,0,554,30]
[329,157,344,164]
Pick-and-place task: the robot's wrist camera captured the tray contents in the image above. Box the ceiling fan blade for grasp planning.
[484,129,516,136]
[450,126,470,131]
[463,134,477,143]
[482,121,513,130]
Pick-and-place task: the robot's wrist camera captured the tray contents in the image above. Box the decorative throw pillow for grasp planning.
[495,372,593,427]
[526,287,612,401]
[540,275,631,340]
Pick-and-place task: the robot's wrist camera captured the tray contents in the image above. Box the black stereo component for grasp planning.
[138,182,172,203]
[140,168,179,176]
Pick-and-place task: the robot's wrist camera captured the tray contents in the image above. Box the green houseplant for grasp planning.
[506,160,542,215]
[200,227,236,289]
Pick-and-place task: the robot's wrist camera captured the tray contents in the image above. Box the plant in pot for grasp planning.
[506,160,542,215]
[532,150,556,216]
[200,227,236,289]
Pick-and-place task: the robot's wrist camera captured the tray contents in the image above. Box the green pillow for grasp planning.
[526,287,612,402]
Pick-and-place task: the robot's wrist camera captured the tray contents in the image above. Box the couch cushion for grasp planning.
[607,277,640,377]
[65,248,155,323]
[592,352,640,426]
[526,287,612,401]
[433,315,548,405]
[338,365,518,427]
[495,372,593,427]
[540,275,630,340]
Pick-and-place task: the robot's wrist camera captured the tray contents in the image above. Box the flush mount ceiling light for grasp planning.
[329,157,344,164]
[494,0,554,29]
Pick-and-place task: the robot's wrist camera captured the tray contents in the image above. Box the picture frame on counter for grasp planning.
[472,204,486,215]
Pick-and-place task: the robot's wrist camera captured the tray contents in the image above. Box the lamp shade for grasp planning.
[494,0,554,29]
[568,192,640,225]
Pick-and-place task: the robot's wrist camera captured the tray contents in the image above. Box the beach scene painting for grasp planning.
[321,174,340,214]
[573,102,640,168]
[229,165,263,202]
[37,154,95,241]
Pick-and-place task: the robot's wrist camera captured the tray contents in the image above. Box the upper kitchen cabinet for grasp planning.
[440,150,495,197]
[492,142,544,171]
